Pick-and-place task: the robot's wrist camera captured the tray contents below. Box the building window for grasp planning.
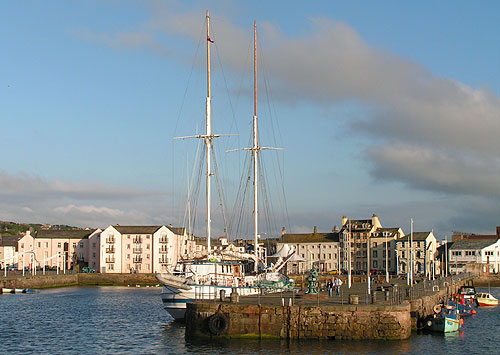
[373,260,378,268]
[147,254,150,259]
[373,251,378,258]
[79,243,84,248]
[92,253,96,258]
[73,243,77,248]
[126,254,130,260]
[57,243,61,248]
[127,244,130,250]
[45,242,48,248]
[146,236,150,239]
[146,244,150,250]
[92,243,96,248]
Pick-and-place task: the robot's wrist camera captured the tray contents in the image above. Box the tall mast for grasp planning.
[226,20,282,272]
[252,21,259,272]
[206,10,212,253]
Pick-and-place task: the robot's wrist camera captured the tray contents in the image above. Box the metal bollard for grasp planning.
[219,289,226,301]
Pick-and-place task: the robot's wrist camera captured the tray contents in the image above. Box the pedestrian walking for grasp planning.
[334,277,343,296]
[327,279,333,297]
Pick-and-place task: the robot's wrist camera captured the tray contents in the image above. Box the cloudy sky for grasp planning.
[1,1,499,240]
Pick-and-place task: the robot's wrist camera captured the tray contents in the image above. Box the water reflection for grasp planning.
[0,286,498,354]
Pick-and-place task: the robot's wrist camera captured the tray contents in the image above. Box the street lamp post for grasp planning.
[385,233,389,283]
[410,218,414,287]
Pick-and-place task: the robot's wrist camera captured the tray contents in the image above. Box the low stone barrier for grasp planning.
[185,302,411,340]
[0,273,158,289]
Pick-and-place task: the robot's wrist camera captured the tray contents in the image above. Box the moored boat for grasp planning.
[425,306,462,333]
[157,11,291,321]
[476,292,498,307]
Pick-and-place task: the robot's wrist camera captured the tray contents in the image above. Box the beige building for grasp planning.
[99,225,194,273]
[17,229,101,270]
[370,227,404,275]
[278,226,340,274]
[396,231,438,277]
[340,214,382,274]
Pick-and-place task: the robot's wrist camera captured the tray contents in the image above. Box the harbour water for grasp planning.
[1,286,499,354]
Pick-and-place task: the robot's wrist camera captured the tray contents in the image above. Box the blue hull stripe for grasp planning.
[162,298,195,303]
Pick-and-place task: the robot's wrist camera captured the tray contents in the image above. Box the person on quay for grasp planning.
[327,279,333,297]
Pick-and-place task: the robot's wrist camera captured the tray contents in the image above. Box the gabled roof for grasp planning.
[449,239,499,250]
[0,235,20,246]
[397,232,433,241]
[112,225,185,235]
[35,229,95,239]
[112,225,162,234]
[279,232,340,244]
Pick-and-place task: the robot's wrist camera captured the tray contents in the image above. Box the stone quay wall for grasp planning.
[0,273,158,289]
[408,279,468,329]
[185,302,411,340]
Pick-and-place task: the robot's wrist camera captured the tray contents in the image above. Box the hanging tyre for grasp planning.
[208,313,229,335]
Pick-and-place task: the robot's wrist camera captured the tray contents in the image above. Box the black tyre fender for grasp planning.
[208,313,229,335]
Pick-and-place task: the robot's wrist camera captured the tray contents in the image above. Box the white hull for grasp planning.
[160,283,259,321]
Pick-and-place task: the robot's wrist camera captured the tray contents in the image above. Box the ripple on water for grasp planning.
[1,286,499,354]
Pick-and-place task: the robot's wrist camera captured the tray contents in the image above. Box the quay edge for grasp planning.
[185,302,412,340]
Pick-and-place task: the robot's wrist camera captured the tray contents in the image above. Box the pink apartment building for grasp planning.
[17,229,101,270]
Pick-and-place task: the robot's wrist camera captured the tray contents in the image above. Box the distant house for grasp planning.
[0,235,20,268]
[278,226,340,274]
[395,232,438,277]
[448,239,500,274]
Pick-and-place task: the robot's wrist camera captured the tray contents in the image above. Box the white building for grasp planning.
[278,227,340,274]
[99,225,194,273]
[395,231,438,278]
[448,239,500,274]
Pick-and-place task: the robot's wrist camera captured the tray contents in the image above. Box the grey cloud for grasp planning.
[367,145,500,198]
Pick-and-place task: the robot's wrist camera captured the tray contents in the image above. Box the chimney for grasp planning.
[281,226,286,235]
[342,216,348,227]
[372,214,380,228]
[313,226,317,234]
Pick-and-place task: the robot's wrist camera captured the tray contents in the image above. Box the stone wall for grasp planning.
[185,302,411,340]
[0,273,158,289]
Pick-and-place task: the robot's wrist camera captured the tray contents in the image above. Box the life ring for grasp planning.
[433,305,442,314]
[208,313,229,336]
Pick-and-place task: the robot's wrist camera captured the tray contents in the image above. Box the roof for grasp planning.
[35,229,95,239]
[0,235,20,247]
[449,239,499,250]
[397,232,433,242]
[371,227,401,238]
[279,232,340,244]
[112,225,185,235]
[113,225,162,234]
[340,219,372,232]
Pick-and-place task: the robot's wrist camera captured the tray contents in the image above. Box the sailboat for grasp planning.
[156,12,292,321]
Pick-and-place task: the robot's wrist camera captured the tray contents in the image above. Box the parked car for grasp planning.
[82,267,95,273]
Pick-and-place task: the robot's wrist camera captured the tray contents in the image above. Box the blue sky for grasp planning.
[1,1,500,241]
